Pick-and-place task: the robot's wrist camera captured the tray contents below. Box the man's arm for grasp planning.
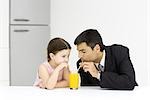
[99,47,137,90]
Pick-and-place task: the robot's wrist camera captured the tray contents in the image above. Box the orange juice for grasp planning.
[69,73,79,89]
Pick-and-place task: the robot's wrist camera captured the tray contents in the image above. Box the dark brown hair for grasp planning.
[74,29,105,51]
[47,37,71,61]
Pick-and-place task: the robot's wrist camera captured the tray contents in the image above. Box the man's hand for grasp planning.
[79,62,99,78]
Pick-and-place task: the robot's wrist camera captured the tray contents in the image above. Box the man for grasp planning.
[74,29,138,90]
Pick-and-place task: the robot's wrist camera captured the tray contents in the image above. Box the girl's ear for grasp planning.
[49,53,55,60]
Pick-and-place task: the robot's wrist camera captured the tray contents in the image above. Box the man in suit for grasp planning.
[74,29,138,90]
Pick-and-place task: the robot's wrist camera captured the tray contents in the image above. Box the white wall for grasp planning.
[0,0,9,48]
[0,0,149,86]
[0,0,9,86]
[51,0,149,86]
[147,0,150,85]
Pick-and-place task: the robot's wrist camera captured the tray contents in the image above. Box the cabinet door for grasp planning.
[10,26,50,85]
[11,0,50,25]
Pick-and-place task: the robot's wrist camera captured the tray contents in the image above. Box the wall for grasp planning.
[0,0,149,86]
[51,0,149,86]
[147,0,150,85]
[0,0,9,85]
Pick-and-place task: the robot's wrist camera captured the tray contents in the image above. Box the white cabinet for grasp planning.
[10,26,50,85]
[11,0,50,25]
[10,0,50,86]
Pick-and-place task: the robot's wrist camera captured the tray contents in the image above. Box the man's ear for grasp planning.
[49,53,55,60]
[94,44,101,52]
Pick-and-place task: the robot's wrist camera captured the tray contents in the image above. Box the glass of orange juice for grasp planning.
[69,72,80,89]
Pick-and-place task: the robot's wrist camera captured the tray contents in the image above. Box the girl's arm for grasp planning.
[55,67,70,88]
[38,65,59,89]
[38,63,68,89]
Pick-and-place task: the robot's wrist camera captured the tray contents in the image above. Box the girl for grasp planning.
[34,37,71,89]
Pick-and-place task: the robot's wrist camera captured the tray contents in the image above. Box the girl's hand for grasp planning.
[37,79,46,89]
[56,63,68,71]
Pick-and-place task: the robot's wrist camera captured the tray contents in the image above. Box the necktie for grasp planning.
[98,64,104,72]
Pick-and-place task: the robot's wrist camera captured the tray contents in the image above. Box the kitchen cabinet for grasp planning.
[10,0,50,85]
[11,0,50,25]
[10,26,50,85]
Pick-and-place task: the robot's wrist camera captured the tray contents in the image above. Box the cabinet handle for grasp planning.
[13,19,30,22]
[14,30,29,32]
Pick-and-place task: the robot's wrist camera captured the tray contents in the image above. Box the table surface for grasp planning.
[0,86,149,100]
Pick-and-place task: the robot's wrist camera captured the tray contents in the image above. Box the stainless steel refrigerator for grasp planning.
[10,0,50,85]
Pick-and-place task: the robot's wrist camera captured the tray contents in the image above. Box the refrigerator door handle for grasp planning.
[13,19,30,22]
[14,29,30,32]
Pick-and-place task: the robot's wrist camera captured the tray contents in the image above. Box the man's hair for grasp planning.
[74,29,104,51]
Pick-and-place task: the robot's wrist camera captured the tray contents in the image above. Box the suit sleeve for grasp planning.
[99,47,137,90]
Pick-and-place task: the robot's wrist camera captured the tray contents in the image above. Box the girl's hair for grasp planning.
[47,37,71,61]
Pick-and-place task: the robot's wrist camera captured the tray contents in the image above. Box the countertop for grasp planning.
[0,86,149,100]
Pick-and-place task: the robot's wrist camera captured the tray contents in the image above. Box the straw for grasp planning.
[77,66,80,72]
[77,60,83,72]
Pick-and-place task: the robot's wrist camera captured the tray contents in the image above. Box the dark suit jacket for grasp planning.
[77,44,138,90]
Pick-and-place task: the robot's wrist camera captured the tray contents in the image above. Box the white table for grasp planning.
[0,86,149,100]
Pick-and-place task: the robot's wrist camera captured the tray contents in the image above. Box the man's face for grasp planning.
[77,42,98,62]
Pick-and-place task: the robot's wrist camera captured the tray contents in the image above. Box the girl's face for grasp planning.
[52,49,71,65]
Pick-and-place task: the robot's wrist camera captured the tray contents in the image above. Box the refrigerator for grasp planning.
[10,0,50,85]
